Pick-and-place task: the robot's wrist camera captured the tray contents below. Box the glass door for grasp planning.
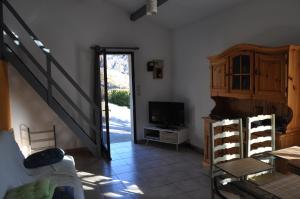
[229,52,253,97]
[97,49,111,160]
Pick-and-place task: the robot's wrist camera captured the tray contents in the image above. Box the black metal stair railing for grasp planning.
[0,0,101,157]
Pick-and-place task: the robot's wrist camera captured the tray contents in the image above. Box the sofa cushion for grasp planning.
[5,178,56,199]
[24,148,65,168]
[0,131,33,199]
[0,130,25,162]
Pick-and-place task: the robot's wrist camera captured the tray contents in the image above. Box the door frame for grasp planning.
[105,51,137,144]
[94,48,111,160]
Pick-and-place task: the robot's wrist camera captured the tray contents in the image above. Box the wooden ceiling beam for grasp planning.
[130,0,168,21]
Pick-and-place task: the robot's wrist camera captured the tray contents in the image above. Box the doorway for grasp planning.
[94,48,137,160]
[106,53,135,144]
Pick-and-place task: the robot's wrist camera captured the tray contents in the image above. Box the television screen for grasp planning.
[149,101,184,127]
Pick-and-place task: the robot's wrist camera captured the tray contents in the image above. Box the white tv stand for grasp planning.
[143,126,188,151]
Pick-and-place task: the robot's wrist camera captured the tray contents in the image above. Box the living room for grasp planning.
[1,0,300,198]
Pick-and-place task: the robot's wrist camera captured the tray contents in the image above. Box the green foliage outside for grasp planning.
[108,90,130,108]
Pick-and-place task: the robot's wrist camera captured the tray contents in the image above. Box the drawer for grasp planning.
[160,131,177,143]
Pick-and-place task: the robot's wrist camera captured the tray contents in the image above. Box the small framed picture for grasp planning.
[147,61,155,71]
[147,59,164,79]
[153,67,163,79]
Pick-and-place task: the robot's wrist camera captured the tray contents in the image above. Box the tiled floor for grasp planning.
[70,141,213,199]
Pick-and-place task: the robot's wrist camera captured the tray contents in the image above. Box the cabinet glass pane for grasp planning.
[232,75,240,89]
[232,56,241,74]
[241,76,250,90]
[242,55,250,74]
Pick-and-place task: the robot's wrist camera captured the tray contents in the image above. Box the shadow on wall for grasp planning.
[8,66,82,150]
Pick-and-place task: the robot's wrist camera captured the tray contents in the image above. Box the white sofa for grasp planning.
[0,131,85,199]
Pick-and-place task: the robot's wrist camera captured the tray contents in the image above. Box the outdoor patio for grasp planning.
[109,103,132,143]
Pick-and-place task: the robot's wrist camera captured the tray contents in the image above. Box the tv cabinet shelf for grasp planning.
[144,126,188,151]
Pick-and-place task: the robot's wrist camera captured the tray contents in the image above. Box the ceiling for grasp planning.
[107,0,245,29]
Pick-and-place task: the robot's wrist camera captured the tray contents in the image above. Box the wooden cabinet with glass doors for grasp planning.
[209,44,288,102]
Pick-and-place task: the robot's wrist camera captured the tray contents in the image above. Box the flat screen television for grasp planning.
[149,101,184,128]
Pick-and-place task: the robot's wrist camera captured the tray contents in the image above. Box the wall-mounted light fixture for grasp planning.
[146,0,158,15]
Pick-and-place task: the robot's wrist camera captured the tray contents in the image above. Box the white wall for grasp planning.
[8,66,81,154]
[7,0,172,149]
[171,0,300,149]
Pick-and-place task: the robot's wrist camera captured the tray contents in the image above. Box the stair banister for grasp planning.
[1,0,102,157]
[46,55,52,104]
[3,0,98,110]
[3,25,47,76]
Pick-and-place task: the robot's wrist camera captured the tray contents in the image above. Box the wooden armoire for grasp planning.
[203,44,300,165]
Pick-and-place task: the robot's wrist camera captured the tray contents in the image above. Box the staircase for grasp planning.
[0,0,101,157]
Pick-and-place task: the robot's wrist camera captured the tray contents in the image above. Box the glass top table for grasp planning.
[214,152,300,199]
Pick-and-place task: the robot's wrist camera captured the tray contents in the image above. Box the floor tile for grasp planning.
[187,185,211,199]
[69,142,211,199]
[167,193,192,199]
[175,178,205,192]
[141,184,185,198]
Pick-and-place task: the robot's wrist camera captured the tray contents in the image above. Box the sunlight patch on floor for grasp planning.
[124,184,144,194]
[109,129,131,135]
[77,170,144,197]
[99,179,122,185]
[78,171,113,183]
[103,192,124,198]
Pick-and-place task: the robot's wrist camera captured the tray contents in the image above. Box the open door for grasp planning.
[94,47,111,160]
[93,45,138,160]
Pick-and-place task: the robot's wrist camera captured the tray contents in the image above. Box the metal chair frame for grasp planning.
[246,114,275,158]
[211,118,243,199]
[28,125,56,153]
